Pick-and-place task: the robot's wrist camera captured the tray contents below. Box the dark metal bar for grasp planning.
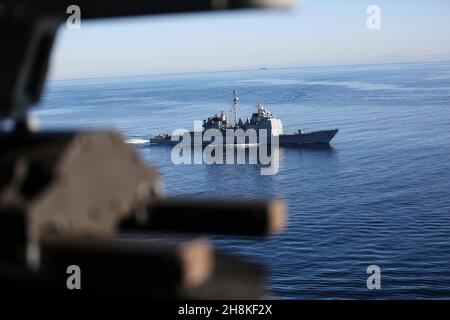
[2,0,291,20]
[121,198,286,236]
[181,251,267,299]
[39,237,214,297]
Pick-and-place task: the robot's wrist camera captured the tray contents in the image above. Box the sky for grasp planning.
[49,0,450,80]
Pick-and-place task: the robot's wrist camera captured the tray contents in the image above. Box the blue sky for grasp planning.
[49,0,450,79]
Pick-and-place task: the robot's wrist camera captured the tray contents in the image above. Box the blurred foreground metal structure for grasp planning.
[0,0,292,299]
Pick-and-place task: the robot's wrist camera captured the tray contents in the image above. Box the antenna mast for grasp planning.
[231,89,239,127]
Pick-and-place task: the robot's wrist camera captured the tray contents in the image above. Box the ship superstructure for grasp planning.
[150,90,338,145]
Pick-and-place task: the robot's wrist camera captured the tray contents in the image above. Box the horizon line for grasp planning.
[47,59,450,82]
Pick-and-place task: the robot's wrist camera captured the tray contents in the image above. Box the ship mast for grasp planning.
[230,89,239,127]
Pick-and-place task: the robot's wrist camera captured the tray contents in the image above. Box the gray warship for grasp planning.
[150,90,338,145]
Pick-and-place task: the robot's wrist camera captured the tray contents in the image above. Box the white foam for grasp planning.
[305,81,402,91]
[126,138,149,145]
[237,79,301,86]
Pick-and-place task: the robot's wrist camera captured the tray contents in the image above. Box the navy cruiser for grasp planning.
[150,90,338,146]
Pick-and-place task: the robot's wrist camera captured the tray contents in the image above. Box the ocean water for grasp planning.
[35,62,450,299]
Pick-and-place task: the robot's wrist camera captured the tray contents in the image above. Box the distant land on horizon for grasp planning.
[277,53,450,69]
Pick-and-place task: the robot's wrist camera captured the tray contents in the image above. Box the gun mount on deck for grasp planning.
[0,0,292,300]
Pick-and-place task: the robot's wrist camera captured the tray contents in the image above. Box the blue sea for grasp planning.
[35,62,450,299]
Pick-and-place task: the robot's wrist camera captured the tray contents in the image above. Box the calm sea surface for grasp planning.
[35,62,450,299]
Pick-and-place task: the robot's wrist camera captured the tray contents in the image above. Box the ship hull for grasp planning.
[150,129,338,146]
[278,129,338,145]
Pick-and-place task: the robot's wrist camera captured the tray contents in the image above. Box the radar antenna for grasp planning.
[230,89,239,127]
